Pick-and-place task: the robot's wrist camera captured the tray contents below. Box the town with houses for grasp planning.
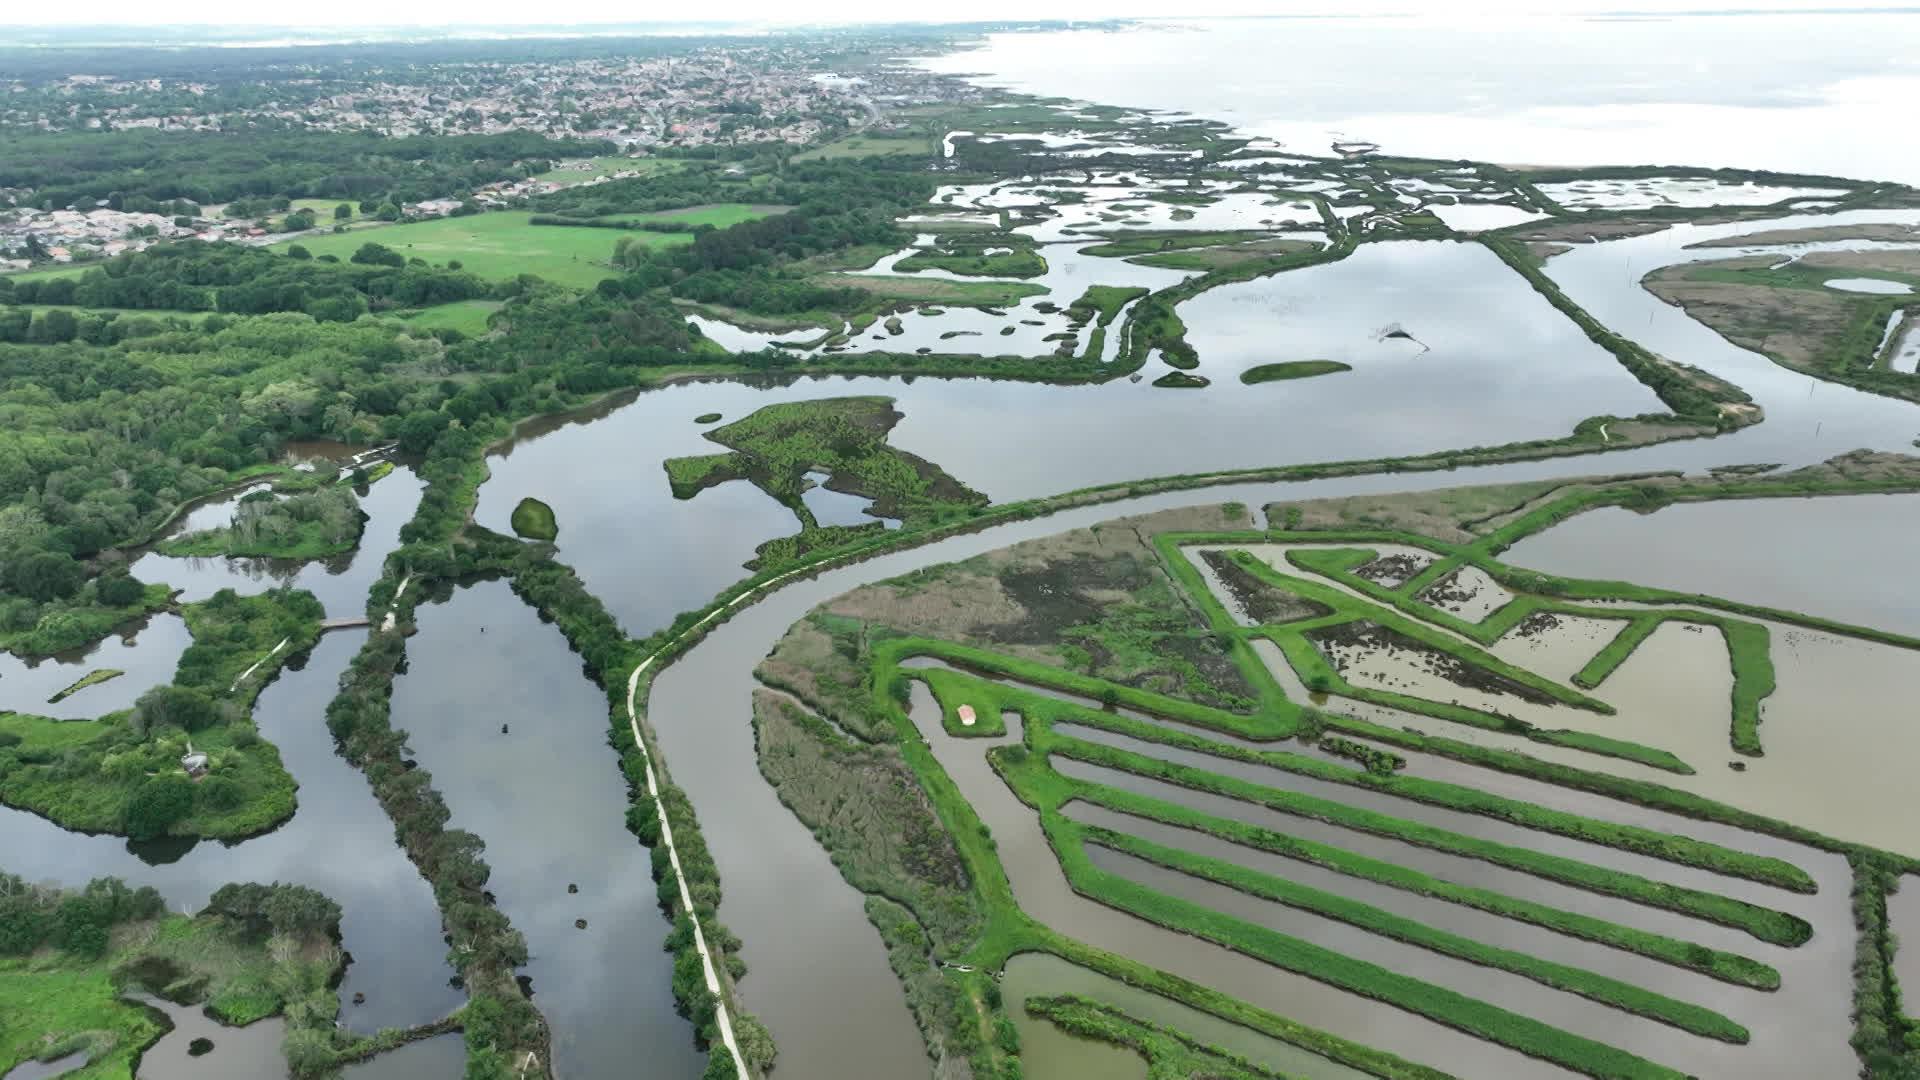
[0,35,979,271]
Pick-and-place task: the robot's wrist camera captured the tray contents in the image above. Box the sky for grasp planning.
[4,0,1907,29]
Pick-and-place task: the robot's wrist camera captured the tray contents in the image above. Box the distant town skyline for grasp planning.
[4,1,1906,29]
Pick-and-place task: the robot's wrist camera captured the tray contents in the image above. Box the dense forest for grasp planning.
[0,242,491,323]
[0,128,611,209]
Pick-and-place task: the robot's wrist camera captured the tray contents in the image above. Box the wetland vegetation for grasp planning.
[758,459,1920,1080]
[7,23,1920,1080]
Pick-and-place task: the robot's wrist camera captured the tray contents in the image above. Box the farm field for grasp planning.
[269,211,693,288]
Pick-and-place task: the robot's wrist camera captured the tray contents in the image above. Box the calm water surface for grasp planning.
[1501,494,1920,637]
[387,580,703,1080]
[921,14,1920,184]
[0,631,462,1034]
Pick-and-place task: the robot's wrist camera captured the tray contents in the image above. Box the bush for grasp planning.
[197,775,243,811]
[123,775,195,839]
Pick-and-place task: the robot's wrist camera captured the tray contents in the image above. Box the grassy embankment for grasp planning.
[895,247,1049,279]
[978,703,1719,1077]
[46,669,125,705]
[793,134,933,162]
[1023,994,1291,1080]
[0,589,319,840]
[903,648,1784,987]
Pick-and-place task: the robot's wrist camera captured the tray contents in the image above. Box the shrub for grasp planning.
[124,774,195,839]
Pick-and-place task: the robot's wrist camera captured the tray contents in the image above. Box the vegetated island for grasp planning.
[0,588,321,840]
[0,874,435,1079]
[510,497,559,541]
[156,486,367,560]
[664,395,989,568]
[46,668,124,705]
[1240,360,1353,384]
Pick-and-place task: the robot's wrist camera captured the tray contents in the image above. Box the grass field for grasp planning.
[0,264,90,283]
[602,203,790,229]
[269,211,690,289]
[794,134,932,161]
[531,155,684,185]
[287,198,362,226]
[402,299,502,336]
[827,274,1048,307]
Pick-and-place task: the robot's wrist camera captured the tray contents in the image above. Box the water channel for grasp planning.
[0,630,464,1036]
[7,193,1920,1080]
[387,579,703,1080]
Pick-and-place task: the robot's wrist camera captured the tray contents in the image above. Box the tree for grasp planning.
[375,204,402,222]
[132,684,221,734]
[124,775,194,840]
[351,242,404,268]
[286,244,312,260]
[333,203,352,221]
[9,550,84,602]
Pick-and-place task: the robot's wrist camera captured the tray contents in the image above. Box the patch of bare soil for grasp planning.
[1645,259,1849,370]
[1272,480,1593,542]
[1800,248,1920,276]
[1199,550,1333,624]
[1352,552,1432,588]
[1310,621,1558,707]
[1510,219,1679,243]
[1689,223,1920,249]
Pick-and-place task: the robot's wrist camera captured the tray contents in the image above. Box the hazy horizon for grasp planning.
[4,2,1915,31]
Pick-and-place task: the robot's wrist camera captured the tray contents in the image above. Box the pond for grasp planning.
[1822,277,1912,294]
[1498,493,1920,638]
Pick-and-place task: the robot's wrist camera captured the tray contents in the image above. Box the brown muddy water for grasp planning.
[902,685,1579,1080]
[1497,494,1920,639]
[1000,950,1375,1080]
[1051,756,1855,1078]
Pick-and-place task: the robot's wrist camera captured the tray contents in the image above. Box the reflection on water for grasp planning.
[0,632,462,1034]
[387,581,703,1079]
[798,472,899,529]
[918,15,1920,184]
[0,613,192,719]
[125,993,285,1080]
[1499,494,1920,638]
[125,466,424,616]
[338,1034,465,1080]
[1,1051,89,1080]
